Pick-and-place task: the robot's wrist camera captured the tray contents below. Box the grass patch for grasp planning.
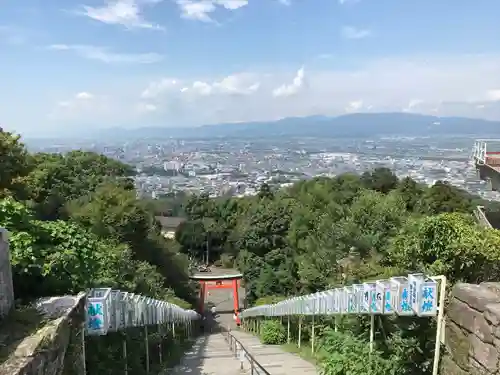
[0,306,47,360]
[281,342,318,364]
[281,340,330,366]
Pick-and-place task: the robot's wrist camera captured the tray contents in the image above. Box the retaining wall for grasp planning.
[0,294,86,375]
[0,228,14,317]
[442,282,500,375]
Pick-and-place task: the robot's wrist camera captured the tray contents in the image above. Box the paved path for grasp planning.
[230,330,319,375]
[169,329,318,375]
[168,333,244,375]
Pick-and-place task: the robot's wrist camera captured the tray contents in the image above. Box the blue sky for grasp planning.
[1,0,500,137]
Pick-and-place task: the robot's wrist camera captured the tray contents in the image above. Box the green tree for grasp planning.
[418,180,472,214]
[396,176,424,211]
[67,182,151,248]
[360,167,398,194]
[27,151,134,220]
[0,130,32,200]
[257,183,274,200]
[175,219,207,260]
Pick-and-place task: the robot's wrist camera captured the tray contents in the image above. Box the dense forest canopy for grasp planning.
[170,165,500,375]
[174,168,500,304]
[0,130,195,307]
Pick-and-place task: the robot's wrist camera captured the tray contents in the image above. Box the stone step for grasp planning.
[168,334,243,375]
[229,331,319,375]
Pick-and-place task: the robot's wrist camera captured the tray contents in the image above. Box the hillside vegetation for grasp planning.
[0,129,195,306]
[1,130,199,373]
[174,167,500,375]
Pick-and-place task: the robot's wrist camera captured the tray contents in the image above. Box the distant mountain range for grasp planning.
[100,113,500,140]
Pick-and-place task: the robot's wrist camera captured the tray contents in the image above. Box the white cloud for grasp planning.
[345,100,363,112]
[47,44,163,64]
[176,1,215,22]
[75,92,93,100]
[190,81,214,95]
[144,73,260,99]
[50,91,112,121]
[141,78,178,98]
[32,54,500,135]
[57,92,94,108]
[76,0,164,30]
[338,0,360,4]
[277,0,291,5]
[487,89,500,101]
[216,0,248,10]
[402,99,424,112]
[212,74,261,95]
[341,26,372,39]
[176,0,247,22]
[272,67,305,97]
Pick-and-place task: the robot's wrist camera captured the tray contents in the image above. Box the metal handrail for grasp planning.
[475,205,493,229]
[221,326,270,375]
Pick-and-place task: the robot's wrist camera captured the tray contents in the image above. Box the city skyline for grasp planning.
[1,0,500,137]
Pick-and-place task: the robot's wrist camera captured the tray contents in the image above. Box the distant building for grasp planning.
[155,216,186,239]
[164,161,182,171]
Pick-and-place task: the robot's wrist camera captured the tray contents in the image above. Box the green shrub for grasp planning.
[260,320,286,345]
[320,329,400,375]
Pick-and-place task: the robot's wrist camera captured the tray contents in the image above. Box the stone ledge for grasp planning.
[444,282,500,375]
[452,284,500,312]
[0,293,85,375]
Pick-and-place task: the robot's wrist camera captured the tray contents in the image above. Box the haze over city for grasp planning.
[2,0,500,137]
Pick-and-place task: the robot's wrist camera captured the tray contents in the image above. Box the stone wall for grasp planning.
[442,282,500,375]
[0,294,86,375]
[0,227,14,317]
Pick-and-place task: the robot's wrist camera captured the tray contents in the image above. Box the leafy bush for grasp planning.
[260,320,286,345]
[320,329,399,375]
[388,212,500,283]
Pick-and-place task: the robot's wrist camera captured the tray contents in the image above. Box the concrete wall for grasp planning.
[485,212,500,230]
[0,227,14,317]
[442,282,500,375]
[476,164,500,191]
[475,206,493,229]
[0,294,86,375]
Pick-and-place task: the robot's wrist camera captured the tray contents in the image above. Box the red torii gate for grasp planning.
[190,273,243,325]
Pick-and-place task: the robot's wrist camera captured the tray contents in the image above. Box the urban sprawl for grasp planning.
[30,135,500,202]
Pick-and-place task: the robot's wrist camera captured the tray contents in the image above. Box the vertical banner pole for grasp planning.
[287,316,291,344]
[311,314,315,354]
[432,276,447,375]
[158,324,162,365]
[144,325,150,374]
[81,325,86,375]
[123,334,128,375]
[369,314,375,353]
[298,316,302,348]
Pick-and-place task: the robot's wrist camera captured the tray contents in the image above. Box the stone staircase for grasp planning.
[168,333,244,375]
